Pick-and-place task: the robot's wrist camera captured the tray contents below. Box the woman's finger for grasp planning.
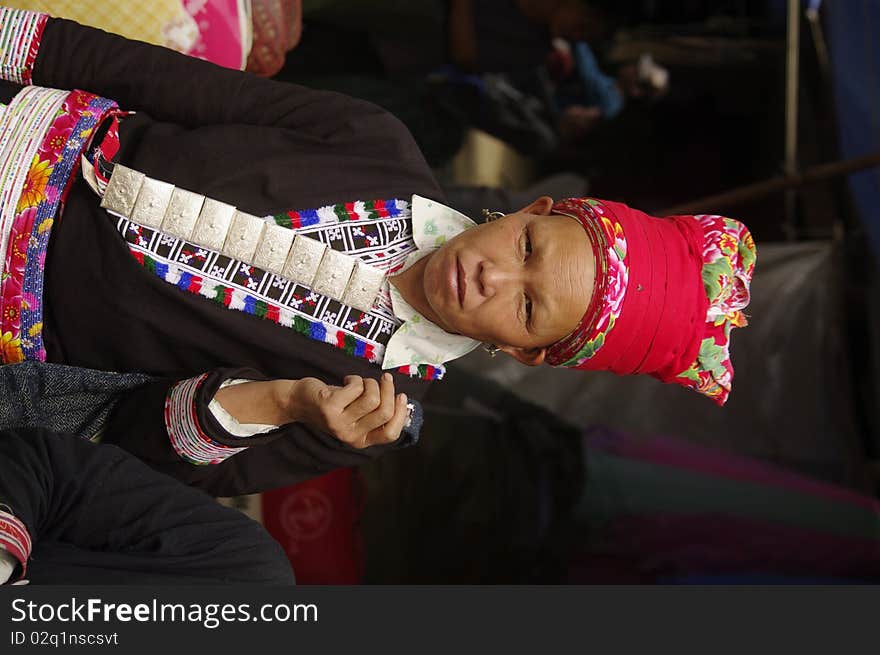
[365,392,408,446]
[354,373,396,433]
[325,375,364,410]
[342,375,381,420]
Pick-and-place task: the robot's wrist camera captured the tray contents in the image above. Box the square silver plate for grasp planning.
[253,223,295,276]
[130,177,175,228]
[161,187,204,242]
[191,198,236,252]
[223,210,266,263]
[100,165,145,218]
[312,247,356,300]
[282,234,326,287]
[342,262,385,312]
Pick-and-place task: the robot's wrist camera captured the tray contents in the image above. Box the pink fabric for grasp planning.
[185,0,247,70]
[587,429,880,511]
[546,197,756,405]
[547,198,708,383]
[594,514,880,580]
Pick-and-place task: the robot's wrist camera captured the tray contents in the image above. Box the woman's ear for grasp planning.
[517,196,555,217]
[497,345,547,366]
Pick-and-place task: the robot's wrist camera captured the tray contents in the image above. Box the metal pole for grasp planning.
[658,151,880,216]
[783,0,801,238]
[806,2,831,83]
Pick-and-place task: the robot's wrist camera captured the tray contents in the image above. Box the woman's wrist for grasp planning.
[213,379,298,427]
[271,379,302,424]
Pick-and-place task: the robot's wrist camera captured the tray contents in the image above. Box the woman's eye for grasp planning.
[524,295,533,323]
[523,229,532,259]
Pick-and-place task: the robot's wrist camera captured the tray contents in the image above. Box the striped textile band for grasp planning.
[272,198,407,231]
[116,197,445,380]
[0,8,47,86]
[0,86,66,288]
[0,509,31,579]
[18,93,118,361]
[86,145,445,381]
[165,373,247,466]
[0,88,118,364]
[120,213,446,382]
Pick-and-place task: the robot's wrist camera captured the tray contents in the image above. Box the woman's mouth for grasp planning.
[456,258,466,308]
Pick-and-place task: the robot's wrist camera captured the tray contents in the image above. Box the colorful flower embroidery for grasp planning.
[1,330,22,363]
[16,155,52,212]
[549,198,630,367]
[544,198,755,406]
[0,91,118,364]
[671,214,757,405]
[42,111,78,159]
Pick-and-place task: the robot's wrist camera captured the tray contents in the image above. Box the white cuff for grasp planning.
[209,379,279,437]
[0,548,16,585]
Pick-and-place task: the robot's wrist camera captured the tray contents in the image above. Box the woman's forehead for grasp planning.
[534,215,594,340]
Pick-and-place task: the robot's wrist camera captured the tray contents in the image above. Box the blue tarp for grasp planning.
[826,1,880,253]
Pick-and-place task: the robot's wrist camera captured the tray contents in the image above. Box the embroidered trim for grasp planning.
[0,87,66,287]
[0,509,31,579]
[0,8,48,86]
[272,198,405,230]
[0,90,118,364]
[117,199,445,379]
[99,162,445,379]
[397,364,445,381]
[293,199,415,274]
[165,373,247,466]
[99,165,413,313]
[0,87,68,364]
[547,198,629,366]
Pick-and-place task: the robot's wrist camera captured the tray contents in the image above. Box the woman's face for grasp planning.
[420,196,594,364]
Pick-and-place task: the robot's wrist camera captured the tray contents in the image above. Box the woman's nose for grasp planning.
[479,261,520,297]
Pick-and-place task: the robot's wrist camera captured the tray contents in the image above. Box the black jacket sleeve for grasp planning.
[101,367,420,497]
[32,15,410,139]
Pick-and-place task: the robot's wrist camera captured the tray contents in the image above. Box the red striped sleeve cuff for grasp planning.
[0,8,48,85]
[165,374,248,466]
[0,509,31,581]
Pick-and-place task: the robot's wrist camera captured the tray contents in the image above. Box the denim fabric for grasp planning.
[0,362,153,439]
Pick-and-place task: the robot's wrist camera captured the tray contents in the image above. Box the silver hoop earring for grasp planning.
[483,343,499,357]
[482,209,505,223]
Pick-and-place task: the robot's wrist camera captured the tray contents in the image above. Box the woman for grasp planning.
[0,8,755,495]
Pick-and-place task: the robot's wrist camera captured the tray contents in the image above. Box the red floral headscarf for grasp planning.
[546,198,756,406]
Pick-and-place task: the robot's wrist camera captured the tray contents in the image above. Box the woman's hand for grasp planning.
[213,373,409,448]
[284,373,409,449]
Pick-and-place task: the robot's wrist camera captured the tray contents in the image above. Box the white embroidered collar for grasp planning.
[381,195,482,370]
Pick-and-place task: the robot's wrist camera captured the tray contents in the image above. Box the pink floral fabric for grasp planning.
[545,197,756,405]
[185,0,250,70]
[546,197,629,366]
[0,90,118,363]
[671,214,756,405]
